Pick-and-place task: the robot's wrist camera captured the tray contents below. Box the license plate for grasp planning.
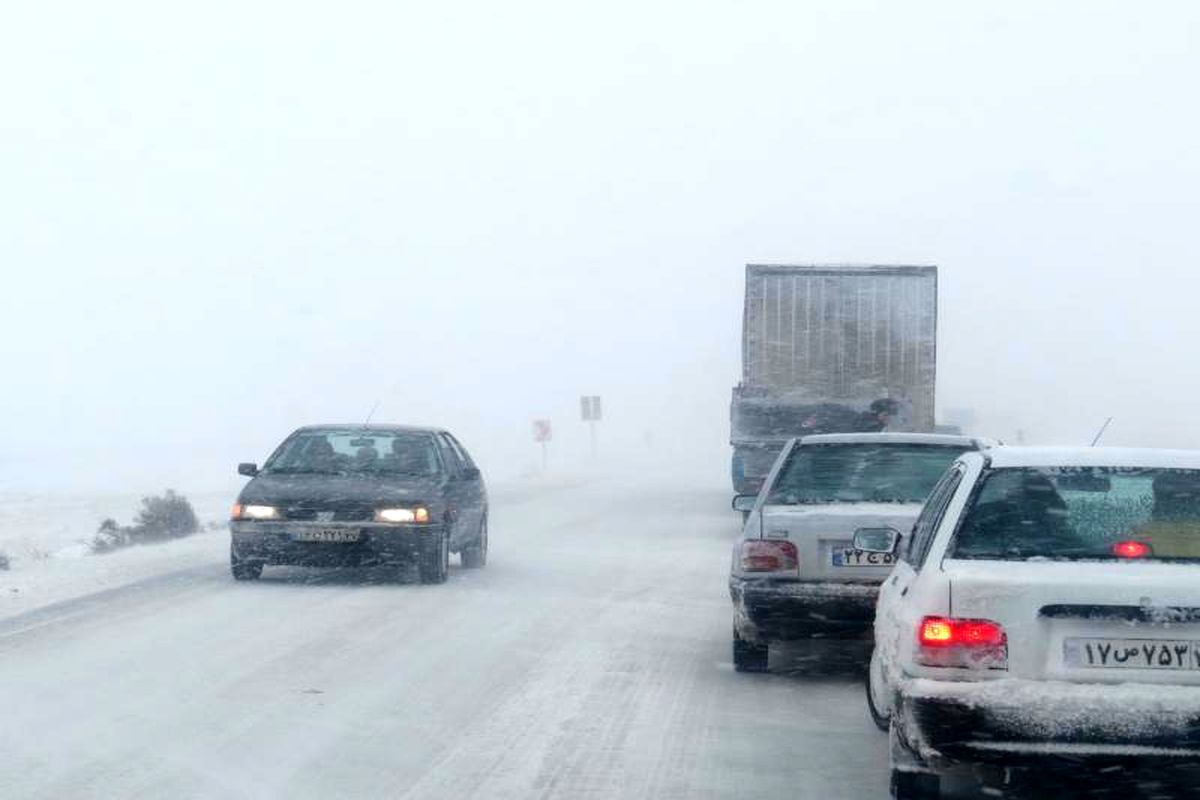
[1064,638,1200,670]
[292,528,362,543]
[831,547,895,567]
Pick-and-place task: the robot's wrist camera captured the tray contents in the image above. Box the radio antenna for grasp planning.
[363,399,381,428]
[1090,417,1113,447]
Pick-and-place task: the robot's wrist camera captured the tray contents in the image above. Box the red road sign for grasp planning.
[533,419,553,442]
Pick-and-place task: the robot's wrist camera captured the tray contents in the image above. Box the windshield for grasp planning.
[951,467,1200,561]
[765,443,968,504]
[264,431,442,477]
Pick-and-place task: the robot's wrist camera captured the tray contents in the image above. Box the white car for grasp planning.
[863,447,1200,799]
[728,433,991,672]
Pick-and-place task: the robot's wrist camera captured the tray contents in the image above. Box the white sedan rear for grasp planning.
[729,433,988,672]
[863,447,1200,798]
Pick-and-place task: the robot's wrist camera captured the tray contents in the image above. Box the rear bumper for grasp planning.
[897,677,1200,769]
[230,521,443,567]
[729,577,878,641]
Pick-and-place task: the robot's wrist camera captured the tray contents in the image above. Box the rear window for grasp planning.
[765,443,968,505]
[950,467,1200,561]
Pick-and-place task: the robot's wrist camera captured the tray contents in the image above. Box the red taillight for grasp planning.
[919,617,955,646]
[1112,540,1151,559]
[740,540,799,572]
[917,616,1007,669]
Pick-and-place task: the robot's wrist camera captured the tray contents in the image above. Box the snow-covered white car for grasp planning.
[863,447,1200,799]
[728,432,990,672]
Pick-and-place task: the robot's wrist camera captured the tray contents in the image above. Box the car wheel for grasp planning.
[460,516,488,568]
[890,769,940,799]
[418,529,450,584]
[230,545,263,581]
[732,627,769,672]
[866,646,891,732]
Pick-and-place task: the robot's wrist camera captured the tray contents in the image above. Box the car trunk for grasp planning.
[946,560,1200,685]
[759,502,922,583]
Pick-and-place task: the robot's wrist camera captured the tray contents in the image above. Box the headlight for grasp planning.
[232,503,279,520]
[375,507,431,523]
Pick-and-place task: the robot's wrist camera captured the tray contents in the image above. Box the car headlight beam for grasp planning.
[375,507,431,523]
[233,504,280,520]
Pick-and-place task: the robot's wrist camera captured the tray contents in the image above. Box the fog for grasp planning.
[2,0,1198,492]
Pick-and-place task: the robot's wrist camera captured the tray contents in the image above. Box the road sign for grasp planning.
[580,395,602,421]
[533,419,553,443]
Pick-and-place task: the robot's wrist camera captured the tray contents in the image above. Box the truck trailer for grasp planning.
[731,264,938,495]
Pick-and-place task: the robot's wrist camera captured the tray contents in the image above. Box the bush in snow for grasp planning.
[90,491,200,553]
[90,518,129,554]
[129,490,199,543]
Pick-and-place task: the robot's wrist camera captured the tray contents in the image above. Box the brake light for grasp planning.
[740,540,799,573]
[917,616,1007,669]
[1112,540,1151,559]
[919,618,955,645]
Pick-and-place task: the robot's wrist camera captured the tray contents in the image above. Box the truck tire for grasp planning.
[460,516,488,568]
[733,628,769,672]
[418,529,449,584]
[230,545,263,581]
[890,770,940,799]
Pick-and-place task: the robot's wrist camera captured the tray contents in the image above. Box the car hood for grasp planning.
[238,472,444,506]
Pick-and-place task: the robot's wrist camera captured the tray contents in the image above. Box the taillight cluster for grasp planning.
[740,540,799,573]
[916,616,1008,670]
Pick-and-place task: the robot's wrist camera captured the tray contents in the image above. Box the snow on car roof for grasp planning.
[985,446,1200,469]
[797,432,990,448]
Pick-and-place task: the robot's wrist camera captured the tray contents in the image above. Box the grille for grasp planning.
[281,503,374,522]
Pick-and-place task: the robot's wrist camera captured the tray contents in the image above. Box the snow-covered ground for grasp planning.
[0,476,890,799]
[0,489,232,621]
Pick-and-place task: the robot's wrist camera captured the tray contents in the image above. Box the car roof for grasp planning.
[293,423,447,435]
[797,432,994,448]
[981,446,1200,470]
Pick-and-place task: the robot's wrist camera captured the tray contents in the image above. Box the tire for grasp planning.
[230,545,263,581]
[732,628,769,672]
[890,769,940,799]
[460,516,488,568]
[866,647,891,732]
[418,528,450,584]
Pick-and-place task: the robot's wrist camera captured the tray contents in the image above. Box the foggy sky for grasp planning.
[3,1,1199,492]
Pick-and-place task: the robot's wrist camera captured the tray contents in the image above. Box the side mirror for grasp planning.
[461,466,481,481]
[731,494,757,513]
[853,527,900,554]
[238,462,259,477]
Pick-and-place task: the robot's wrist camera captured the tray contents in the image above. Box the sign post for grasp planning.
[579,395,602,460]
[533,419,552,471]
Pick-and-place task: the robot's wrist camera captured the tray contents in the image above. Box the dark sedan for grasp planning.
[229,424,488,583]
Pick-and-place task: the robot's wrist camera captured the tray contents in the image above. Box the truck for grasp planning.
[731,264,938,495]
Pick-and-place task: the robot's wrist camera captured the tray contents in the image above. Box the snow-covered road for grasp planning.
[0,479,888,799]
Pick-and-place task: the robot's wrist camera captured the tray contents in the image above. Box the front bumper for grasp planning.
[897,676,1200,769]
[230,520,444,567]
[729,577,879,642]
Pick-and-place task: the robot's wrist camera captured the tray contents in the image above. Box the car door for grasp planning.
[444,433,485,533]
[434,434,471,548]
[875,465,965,668]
